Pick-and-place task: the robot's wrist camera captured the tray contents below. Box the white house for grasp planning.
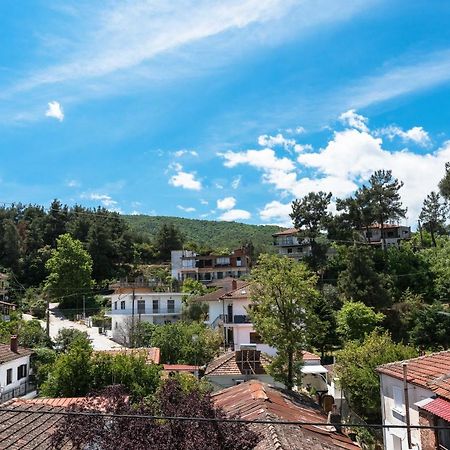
[377,351,450,450]
[199,279,276,356]
[107,287,185,344]
[361,224,411,249]
[272,228,313,260]
[0,336,34,403]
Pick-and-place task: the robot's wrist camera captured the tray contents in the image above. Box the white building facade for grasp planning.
[0,337,34,403]
[107,290,185,344]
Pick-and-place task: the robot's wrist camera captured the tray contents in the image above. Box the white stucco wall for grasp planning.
[0,355,31,394]
[380,373,433,450]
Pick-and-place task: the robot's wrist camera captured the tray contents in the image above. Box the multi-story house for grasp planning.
[106,281,185,345]
[0,273,9,302]
[272,228,312,260]
[171,248,251,283]
[0,336,35,403]
[361,223,411,249]
[377,351,450,450]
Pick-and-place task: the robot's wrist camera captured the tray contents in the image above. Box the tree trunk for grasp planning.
[287,350,294,391]
[431,228,437,247]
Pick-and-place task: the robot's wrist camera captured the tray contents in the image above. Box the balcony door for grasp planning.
[227,304,233,323]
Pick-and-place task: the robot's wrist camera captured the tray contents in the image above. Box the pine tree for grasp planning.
[419,191,449,247]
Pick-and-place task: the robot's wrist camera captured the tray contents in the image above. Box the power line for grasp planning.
[0,407,449,430]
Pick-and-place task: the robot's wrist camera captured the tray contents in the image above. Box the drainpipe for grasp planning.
[403,363,412,449]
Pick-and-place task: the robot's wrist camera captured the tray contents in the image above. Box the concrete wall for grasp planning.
[380,373,433,450]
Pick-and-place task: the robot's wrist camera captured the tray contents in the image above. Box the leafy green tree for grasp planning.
[32,347,57,387]
[40,337,93,397]
[290,191,332,268]
[337,245,391,309]
[335,332,417,422]
[439,162,450,200]
[43,199,68,247]
[249,254,319,390]
[360,170,407,250]
[419,191,449,247]
[337,301,385,342]
[17,320,52,348]
[54,328,91,353]
[44,234,93,309]
[408,302,450,350]
[90,352,161,400]
[181,279,209,322]
[154,224,184,261]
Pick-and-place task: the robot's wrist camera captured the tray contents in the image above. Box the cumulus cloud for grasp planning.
[177,205,196,212]
[376,125,431,147]
[339,109,368,132]
[217,196,236,210]
[259,200,292,225]
[218,209,251,221]
[258,133,296,149]
[169,164,202,190]
[220,148,295,172]
[174,150,199,157]
[45,101,64,121]
[81,192,122,212]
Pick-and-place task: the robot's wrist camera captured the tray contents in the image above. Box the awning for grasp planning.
[418,397,450,423]
[301,365,328,374]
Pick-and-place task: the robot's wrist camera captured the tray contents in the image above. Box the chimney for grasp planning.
[10,335,18,353]
[231,279,237,290]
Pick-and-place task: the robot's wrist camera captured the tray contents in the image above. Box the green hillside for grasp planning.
[124,215,282,253]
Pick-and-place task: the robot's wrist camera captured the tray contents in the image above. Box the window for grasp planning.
[393,386,404,413]
[392,435,402,450]
[236,257,242,267]
[17,364,27,380]
[287,248,293,254]
[114,302,117,310]
[250,332,263,344]
[120,300,126,310]
[167,299,175,313]
[216,257,230,266]
[115,322,118,329]
[137,300,145,314]
[217,272,223,279]
[6,368,12,385]
[152,299,159,313]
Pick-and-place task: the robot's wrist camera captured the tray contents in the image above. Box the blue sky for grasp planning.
[1,0,450,226]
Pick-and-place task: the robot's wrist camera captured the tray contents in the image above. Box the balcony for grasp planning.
[223,314,251,324]
[0,380,36,403]
[107,307,181,316]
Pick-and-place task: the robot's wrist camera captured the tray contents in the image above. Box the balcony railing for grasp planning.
[0,380,36,403]
[223,314,251,324]
[108,307,181,316]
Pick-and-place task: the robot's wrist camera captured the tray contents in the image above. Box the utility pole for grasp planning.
[131,287,135,348]
[82,295,86,321]
[403,363,412,449]
[46,296,50,337]
[418,219,424,248]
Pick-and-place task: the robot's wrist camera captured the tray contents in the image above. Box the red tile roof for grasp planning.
[212,380,359,449]
[0,343,33,364]
[205,350,271,376]
[195,279,249,302]
[377,351,450,400]
[221,282,252,300]
[420,397,450,423]
[272,228,298,236]
[163,364,199,372]
[94,347,161,365]
[0,399,73,449]
[303,351,321,361]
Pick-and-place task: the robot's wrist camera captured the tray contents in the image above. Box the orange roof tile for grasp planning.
[272,228,298,236]
[212,380,359,449]
[0,343,33,364]
[205,350,271,376]
[377,351,450,400]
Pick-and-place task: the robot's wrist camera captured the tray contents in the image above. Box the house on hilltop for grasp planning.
[377,350,450,450]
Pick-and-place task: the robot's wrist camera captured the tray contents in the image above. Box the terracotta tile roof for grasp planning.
[303,351,321,361]
[212,380,359,450]
[21,397,85,407]
[163,364,199,372]
[377,351,450,400]
[272,228,298,237]
[221,282,252,300]
[195,279,249,302]
[420,397,450,423]
[94,347,161,365]
[0,399,73,449]
[0,343,33,364]
[205,350,271,376]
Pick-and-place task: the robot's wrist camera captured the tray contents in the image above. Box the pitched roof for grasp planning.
[212,380,359,450]
[419,397,450,423]
[205,350,271,376]
[0,399,73,449]
[195,279,249,302]
[163,364,199,372]
[221,282,252,300]
[94,347,161,365]
[377,350,450,400]
[303,351,321,362]
[0,343,33,364]
[272,228,298,237]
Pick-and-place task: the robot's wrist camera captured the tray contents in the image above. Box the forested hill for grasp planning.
[124,215,282,253]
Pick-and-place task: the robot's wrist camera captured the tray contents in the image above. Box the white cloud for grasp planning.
[220,148,295,172]
[218,209,251,221]
[377,125,431,147]
[200,199,209,205]
[169,170,202,190]
[259,200,292,226]
[45,101,64,121]
[215,183,224,189]
[294,143,313,153]
[231,175,242,189]
[339,109,368,132]
[177,205,196,212]
[174,150,199,157]
[81,192,122,212]
[217,196,236,210]
[66,179,79,188]
[258,133,296,149]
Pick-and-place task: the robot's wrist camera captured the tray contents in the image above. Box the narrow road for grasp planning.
[24,303,122,350]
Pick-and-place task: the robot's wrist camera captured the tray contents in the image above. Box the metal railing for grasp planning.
[0,380,36,404]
